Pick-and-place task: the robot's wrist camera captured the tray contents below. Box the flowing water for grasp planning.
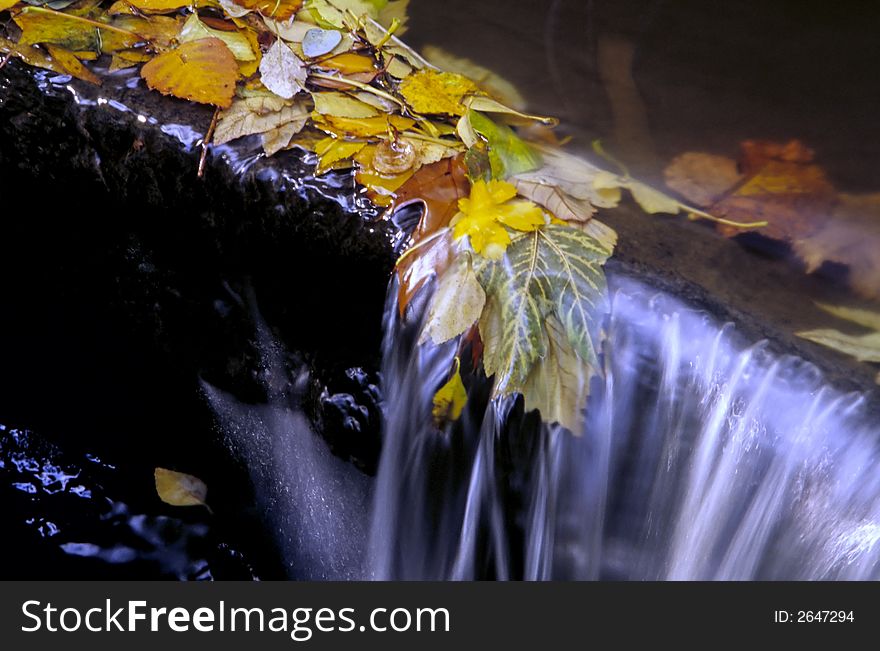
[207,274,880,580]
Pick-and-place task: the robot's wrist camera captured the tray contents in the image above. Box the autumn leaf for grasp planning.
[793,193,880,301]
[0,0,20,10]
[796,303,880,365]
[141,38,239,108]
[214,93,309,145]
[259,38,307,99]
[478,225,613,433]
[399,69,480,116]
[180,13,257,62]
[312,91,381,118]
[664,140,835,240]
[115,0,193,13]
[314,136,367,173]
[15,6,140,53]
[313,113,414,138]
[231,0,303,21]
[422,44,526,110]
[154,467,210,509]
[319,52,377,75]
[465,110,542,180]
[45,44,101,84]
[432,357,468,427]
[420,251,486,344]
[450,179,546,259]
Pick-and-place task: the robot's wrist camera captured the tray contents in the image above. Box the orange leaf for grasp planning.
[319,53,377,75]
[141,38,238,108]
[231,0,303,21]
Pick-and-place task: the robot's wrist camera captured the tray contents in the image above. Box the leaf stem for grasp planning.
[681,203,768,229]
[198,106,220,179]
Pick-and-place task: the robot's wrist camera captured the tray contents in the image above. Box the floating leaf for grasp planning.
[15,6,139,53]
[154,467,208,508]
[258,38,307,99]
[141,38,238,108]
[312,91,380,118]
[511,177,595,223]
[399,69,479,116]
[180,13,256,61]
[302,27,342,57]
[478,225,613,432]
[421,252,486,344]
[467,110,541,180]
[314,113,414,137]
[592,171,680,215]
[262,118,308,155]
[465,95,557,126]
[320,52,376,75]
[432,357,468,427]
[450,179,545,259]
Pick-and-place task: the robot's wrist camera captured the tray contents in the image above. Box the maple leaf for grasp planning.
[141,38,239,108]
[450,179,545,259]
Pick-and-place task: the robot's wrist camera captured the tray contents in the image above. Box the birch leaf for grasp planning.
[421,252,486,345]
[141,38,238,108]
[180,13,256,62]
[432,357,468,427]
[154,468,208,508]
[45,44,101,84]
[259,38,307,99]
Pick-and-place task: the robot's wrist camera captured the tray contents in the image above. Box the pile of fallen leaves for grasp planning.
[0,0,810,431]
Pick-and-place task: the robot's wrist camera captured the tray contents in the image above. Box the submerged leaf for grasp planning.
[432,357,467,427]
[154,467,208,508]
[141,38,239,108]
[259,38,307,99]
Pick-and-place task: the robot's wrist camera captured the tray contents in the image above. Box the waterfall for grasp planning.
[205,274,880,580]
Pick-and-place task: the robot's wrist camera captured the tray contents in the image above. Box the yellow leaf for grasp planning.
[450,179,546,259]
[179,13,256,61]
[0,0,20,10]
[432,357,468,427]
[421,253,486,345]
[154,467,209,508]
[45,44,101,85]
[122,0,199,13]
[320,52,376,75]
[399,69,480,116]
[141,38,239,108]
[311,91,380,118]
[314,136,366,173]
[313,113,415,138]
[422,44,525,110]
[112,14,183,52]
[15,6,140,53]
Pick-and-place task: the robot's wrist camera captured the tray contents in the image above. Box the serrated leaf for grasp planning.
[259,38,307,99]
[141,38,238,108]
[180,13,256,61]
[154,467,208,508]
[511,177,595,222]
[421,252,486,345]
[467,110,541,179]
[432,357,467,427]
[479,225,612,412]
[15,6,140,53]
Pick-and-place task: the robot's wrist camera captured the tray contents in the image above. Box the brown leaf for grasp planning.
[141,38,238,108]
[664,151,743,208]
[231,0,303,20]
[794,193,880,301]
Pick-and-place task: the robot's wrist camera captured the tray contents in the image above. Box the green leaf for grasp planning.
[467,110,541,180]
[478,224,613,432]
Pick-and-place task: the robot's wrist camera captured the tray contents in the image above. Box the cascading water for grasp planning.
[206,273,880,580]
